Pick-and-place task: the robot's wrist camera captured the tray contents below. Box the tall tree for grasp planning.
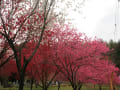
[108,40,120,68]
[52,24,110,90]
[0,0,57,90]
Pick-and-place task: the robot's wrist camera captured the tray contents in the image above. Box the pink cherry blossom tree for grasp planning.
[51,24,110,90]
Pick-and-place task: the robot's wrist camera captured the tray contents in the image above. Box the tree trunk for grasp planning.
[113,86,116,90]
[78,84,82,90]
[57,81,60,90]
[72,85,77,90]
[73,87,77,90]
[30,78,34,90]
[19,74,25,90]
[99,85,102,90]
[35,82,38,88]
[43,87,48,90]
[19,80,24,90]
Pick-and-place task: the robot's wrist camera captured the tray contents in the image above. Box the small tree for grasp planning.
[78,59,120,85]
[108,40,120,68]
[0,60,18,87]
[26,43,59,90]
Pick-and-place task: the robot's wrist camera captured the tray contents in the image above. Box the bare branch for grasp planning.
[13,0,40,40]
[0,54,14,68]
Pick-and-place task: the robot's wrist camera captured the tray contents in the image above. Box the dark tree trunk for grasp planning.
[99,85,102,90]
[73,87,77,90]
[19,80,24,90]
[57,81,61,90]
[35,81,38,88]
[78,84,82,90]
[30,78,34,90]
[113,86,116,90]
[43,87,48,90]
[72,85,77,90]
[19,74,25,90]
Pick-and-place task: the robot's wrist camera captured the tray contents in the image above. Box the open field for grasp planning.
[0,85,119,90]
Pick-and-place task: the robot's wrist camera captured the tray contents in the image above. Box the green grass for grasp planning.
[0,85,120,90]
[0,86,72,90]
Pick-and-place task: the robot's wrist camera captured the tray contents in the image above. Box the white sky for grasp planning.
[68,0,120,42]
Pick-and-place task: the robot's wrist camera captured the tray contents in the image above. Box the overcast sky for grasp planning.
[68,0,120,42]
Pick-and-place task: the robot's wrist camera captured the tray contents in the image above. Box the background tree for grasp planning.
[108,40,120,68]
[78,59,120,89]
[0,60,18,87]
[25,43,59,90]
[51,24,109,90]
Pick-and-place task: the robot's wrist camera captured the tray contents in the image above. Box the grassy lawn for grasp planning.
[0,86,72,90]
[0,85,119,90]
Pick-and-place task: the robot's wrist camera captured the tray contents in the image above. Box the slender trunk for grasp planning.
[99,85,102,90]
[73,87,77,90]
[72,85,77,90]
[110,72,114,90]
[113,86,116,90]
[57,81,60,90]
[30,78,34,90]
[19,74,25,90]
[35,81,38,88]
[19,80,24,90]
[78,84,82,90]
[43,87,48,90]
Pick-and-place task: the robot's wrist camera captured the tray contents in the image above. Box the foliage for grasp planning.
[108,40,120,68]
[50,24,118,90]
[0,0,57,90]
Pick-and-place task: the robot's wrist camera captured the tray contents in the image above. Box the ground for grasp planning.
[0,84,119,90]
